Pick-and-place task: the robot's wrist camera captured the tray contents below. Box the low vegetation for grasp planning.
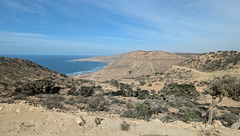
[120,121,130,131]
[160,83,200,100]
[13,80,60,96]
[121,103,152,121]
[179,51,240,72]
[1,51,240,130]
[204,75,240,125]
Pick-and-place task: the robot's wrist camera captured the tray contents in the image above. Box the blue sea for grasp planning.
[1,55,108,76]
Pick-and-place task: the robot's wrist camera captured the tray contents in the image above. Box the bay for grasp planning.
[0,55,108,76]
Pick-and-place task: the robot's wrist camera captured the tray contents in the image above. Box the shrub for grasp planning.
[42,94,66,110]
[12,94,27,100]
[67,86,99,97]
[181,111,202,122]
[122,103,152,121]
[66,84,72,88]
[204,75,240,124]
[110,79,119,87]
[161,83,199,100]
[137,90,149,100]
[13,80,60,96]
[167,96,196,109]
[126,103,134,109]
[67,86,77,96]
[110,90,127,97]
[112,98,126,105]
[87,97,108,111]
[64,97,76,105]
[216,113,239,127]
[151,103,168,114]
[140,81,146,86]
[79,86,95,96]
[120,121,130,131]
[204,75,240,101]
[160,115,176,123]
[76,95,88,103]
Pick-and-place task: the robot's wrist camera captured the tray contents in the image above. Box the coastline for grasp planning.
[67,61,109,77]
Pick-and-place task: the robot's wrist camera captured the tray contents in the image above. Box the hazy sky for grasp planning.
[0,0,240,55]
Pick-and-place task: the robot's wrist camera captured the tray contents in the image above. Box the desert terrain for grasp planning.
[0,51,240,136]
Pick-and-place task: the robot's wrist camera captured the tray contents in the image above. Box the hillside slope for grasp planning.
[0,57,69,95]
[76,51,194,80]
[178,51,240,72]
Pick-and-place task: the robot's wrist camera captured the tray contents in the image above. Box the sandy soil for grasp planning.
[0,102,239,136]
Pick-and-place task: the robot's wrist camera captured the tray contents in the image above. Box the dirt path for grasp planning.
[0,103,239,136]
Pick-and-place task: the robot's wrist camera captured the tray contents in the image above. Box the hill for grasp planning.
[0,52,240,136]
[75,50,195,80]
[0,57,70,96]
[178,51,240,72]
[74,53,125,64]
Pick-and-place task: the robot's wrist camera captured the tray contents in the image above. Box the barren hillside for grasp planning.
[76,51,194,80]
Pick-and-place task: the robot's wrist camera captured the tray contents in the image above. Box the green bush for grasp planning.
[121,103,152,121]
[140,81,146,86]
[79,86,95,97]
[87,97,108,111]
[13,80,60,96]
[137,90,149,100]
[67,86,100,97]
[42,94,66,110]
[120,121,130,131]
[161,83,199,100]
[204,75,240,101]
[181,111,202,122]
[110,90,127,97]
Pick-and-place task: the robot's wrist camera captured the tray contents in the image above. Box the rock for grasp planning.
[0,106,4,111]
[19,101,26,104]
[16,109,21,113]
[95,117,103,127]
[213,120,223,128]
[76,117,86,126]
[231,121,240,130]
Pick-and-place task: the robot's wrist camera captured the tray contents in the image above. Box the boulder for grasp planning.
[0,106,4,111]
[76,117,86,126]
[95,117,103,127]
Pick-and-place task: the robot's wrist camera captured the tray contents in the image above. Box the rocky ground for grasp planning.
[0,102,239,136]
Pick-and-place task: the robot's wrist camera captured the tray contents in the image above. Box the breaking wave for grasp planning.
[66,66,104,76]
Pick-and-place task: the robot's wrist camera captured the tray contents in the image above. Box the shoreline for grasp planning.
[67,61,109,77]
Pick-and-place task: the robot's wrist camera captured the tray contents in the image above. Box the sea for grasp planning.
[1,55,108,76]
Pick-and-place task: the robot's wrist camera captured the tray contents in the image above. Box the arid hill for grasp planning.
[76,50,195,80]
[0,57,70,96]
[0,52,240,136]
[179,51,240,72]
[0,56,62,80]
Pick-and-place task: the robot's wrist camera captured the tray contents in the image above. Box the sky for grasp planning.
[0,0,240,55]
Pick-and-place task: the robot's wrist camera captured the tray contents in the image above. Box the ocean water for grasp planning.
[1,55,108,76]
